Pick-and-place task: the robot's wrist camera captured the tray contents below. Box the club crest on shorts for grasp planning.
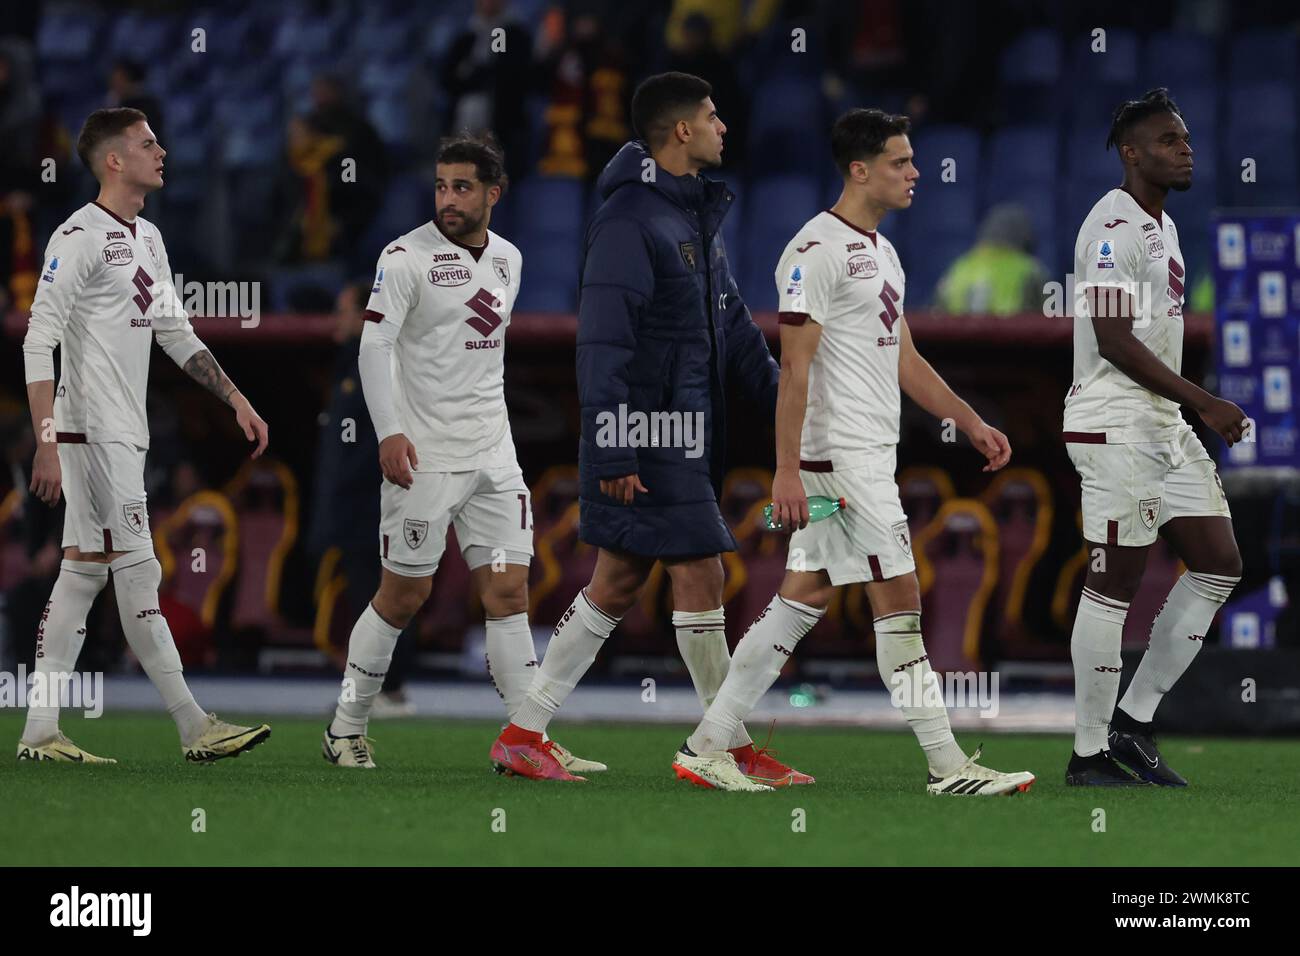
[122,502,149,536]
[1138,497,1161,530]
[403,518,429,549]
[891,520,912,556]
[492,256,510,285]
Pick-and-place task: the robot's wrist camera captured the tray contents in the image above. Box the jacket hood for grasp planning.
[596,140,733,233]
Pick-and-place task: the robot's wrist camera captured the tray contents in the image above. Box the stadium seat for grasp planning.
[998,29,1064,122]
[1229,30,1298,86]
[898,465,955,533]
[109,13,178,62]
[1225,128,1298,206]
[979,468,1058,658]
[357,174,429,262]
[369,94,413,150]
[740,174,822,311]
[1228,84,1298,134]
[513,177,585,243]
[155,491,240,632]
[746,77,828,174]
[36,9,101,61]
[1143,32,1217,89]
[913,499,1000,672]
[223,459,303,643]
[1066,29,1139,126]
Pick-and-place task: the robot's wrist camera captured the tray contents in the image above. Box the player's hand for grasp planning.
[231,393,269,459]
[30,443,62,506]
[771,467,809,531]
[1196,396,1247,446]
[967,421,1012,472]
[380,434,419,488]
[600,474,647,505]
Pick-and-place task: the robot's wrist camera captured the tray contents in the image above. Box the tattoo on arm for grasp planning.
[182,349,238,406]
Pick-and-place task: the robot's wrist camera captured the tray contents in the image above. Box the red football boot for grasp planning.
[729,725,814,786]
[490,724,586,781]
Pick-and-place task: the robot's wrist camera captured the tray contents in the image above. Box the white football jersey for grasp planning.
[1066,187,1187,443]
[23,202,204,448]
[362,220,523,471]
[775,210,906,467]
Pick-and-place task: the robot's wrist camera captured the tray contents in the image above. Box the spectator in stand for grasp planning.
[668,13,747,169]
[304,281,417,715]
[664,0,780,54]
[935,203,1048,316]
[107,58,164,143]
[440,0,533,183]
[0,38,43,313]
[534,5,631,182]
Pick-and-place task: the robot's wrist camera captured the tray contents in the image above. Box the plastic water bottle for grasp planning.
[763,495,846,531]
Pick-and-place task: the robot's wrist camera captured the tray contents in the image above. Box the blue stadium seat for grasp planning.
[515,233,579,312]
[109,13,178,62]
[512,177,585,243]
[740,174,822,311]
[1172,86,1216,141]
[1143,32,1217,89]
[36,10,101,61]
[357,175,430,262]
[1000,28,1063,86]
[985,126,1059,200]
[1225,128,1298,206]
[1228,83,1297,134]
[912,125,981,186]
[1229,30,1297,86]
[746,77,828,174]
[1067,29,1140,126]
[368,95,411,150]
[273,12,342,59]
[349,16,415,61]
[1064,124,1116,186]
[357,58,415,97]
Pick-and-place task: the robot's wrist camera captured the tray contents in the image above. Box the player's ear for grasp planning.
[486,183,501,209]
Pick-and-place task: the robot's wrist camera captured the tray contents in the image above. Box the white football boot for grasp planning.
[672,747,774,792]
[184,714,271,763]
[17,732,117,764]
[322,727,377,768]
[547,738,607,773]
[926,746,1035,796]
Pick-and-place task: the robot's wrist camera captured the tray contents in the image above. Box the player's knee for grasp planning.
[110,550,162,596]
[1084,571,1141,604]
[781,579,833,610]
[587,568,643,616]
[482,579,528,617]
[374,577,430,625]
[669,558,724,607]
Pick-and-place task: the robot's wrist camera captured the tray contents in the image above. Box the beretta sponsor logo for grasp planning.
[102,242,134,266]
[429,264,473,286]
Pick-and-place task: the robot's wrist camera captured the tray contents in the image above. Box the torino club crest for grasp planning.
[403,518,429,549]
[1139,497,1161,530]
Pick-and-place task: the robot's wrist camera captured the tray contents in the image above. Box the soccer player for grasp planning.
[1063,89,1243,787]
[672,108,1036,794]
[489,72,807,785]
[20,107,272,763]
[322,132,603,773]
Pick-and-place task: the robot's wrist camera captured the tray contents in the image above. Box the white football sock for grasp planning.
[513,589,619,734]
[1071,587,1130,757]
[875,611,967,777]
[485,611,538,720]
[1119,571,1238,723]
[331,602,402,737]
[673,606,752,749]
[21,559,108,745]
[687,596,823,754]
[111,551,209,746]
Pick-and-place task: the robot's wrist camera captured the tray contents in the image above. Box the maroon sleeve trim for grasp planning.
[778,311,811,326]
[363,310,385,323]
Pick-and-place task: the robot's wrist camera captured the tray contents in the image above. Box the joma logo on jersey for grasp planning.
[845,240,866,251]
[102,242,134,266]
[106,230,126,239]
[846,254,878,279]
[431,252,460,262]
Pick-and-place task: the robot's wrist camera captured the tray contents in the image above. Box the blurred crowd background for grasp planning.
[0,1,1296,720]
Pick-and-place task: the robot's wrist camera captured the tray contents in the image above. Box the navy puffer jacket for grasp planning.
[576,140,779,558]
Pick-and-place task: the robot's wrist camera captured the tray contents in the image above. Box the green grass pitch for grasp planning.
[1,712,1296,866]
